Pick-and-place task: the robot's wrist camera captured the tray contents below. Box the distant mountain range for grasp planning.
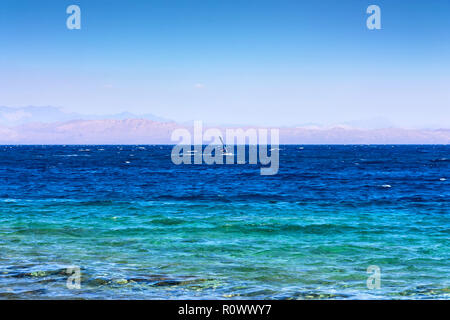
[0,119,448,144]
[0,106,448,144]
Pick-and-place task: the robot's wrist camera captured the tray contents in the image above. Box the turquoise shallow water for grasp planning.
[0,145,449,299]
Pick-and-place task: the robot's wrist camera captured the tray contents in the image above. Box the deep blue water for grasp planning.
[0,145,448,299]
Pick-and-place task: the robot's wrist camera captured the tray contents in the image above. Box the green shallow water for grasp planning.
[1,199,449,299]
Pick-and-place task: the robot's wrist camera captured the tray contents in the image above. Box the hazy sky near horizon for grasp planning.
[1,0,449,128]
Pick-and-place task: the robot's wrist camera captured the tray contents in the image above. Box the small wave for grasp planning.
[148,218,185,226]
[1,199,17,203]
[431,158,449,162]
[361,160,384,164]
[73,200,116,206]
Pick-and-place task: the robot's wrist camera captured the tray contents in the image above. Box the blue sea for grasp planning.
[0,145,448,299]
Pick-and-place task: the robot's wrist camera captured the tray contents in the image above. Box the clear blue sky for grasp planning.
[1,0,449,127]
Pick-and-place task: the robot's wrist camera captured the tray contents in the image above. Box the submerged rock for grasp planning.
[115,279,128,285]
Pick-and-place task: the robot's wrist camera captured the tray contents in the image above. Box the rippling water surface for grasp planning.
[0,145,448,299]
